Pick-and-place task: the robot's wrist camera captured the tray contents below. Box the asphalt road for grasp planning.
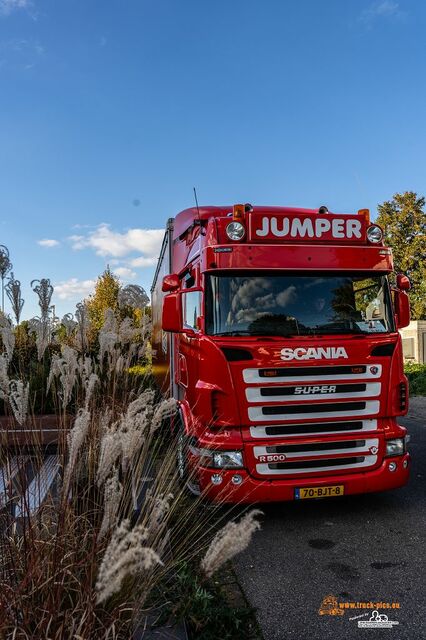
[234,413,425,640]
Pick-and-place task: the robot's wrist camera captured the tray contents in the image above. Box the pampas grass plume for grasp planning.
[201,510,263,578]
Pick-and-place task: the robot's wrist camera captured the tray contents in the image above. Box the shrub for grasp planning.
[0,307,261,639]
[404,362,426,396]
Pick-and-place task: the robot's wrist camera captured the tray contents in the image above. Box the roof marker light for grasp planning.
[358,208,370,224]
[233,204,245,221]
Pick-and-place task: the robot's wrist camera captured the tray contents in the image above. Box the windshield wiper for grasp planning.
[214,330,296,337]
[310,327,369,335]
[214,330,254,336]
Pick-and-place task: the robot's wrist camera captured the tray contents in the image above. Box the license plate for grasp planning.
[295,485,344,500]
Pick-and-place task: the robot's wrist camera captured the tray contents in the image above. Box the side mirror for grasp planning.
[396,273,412,291]
[394,289,410,329]
[162,293,182,332]
[162,274,180,292]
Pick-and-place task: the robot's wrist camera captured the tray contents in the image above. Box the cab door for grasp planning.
[176,287,202,404]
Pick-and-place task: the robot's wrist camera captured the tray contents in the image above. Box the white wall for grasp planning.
[399,321,426,364]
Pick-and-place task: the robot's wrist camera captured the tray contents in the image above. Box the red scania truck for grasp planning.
[151,204,411,503]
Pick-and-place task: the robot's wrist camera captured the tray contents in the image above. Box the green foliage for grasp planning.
[3,323,60,414]
[154,561,258,640]
[84,269,150,338]
[86,267,121,332]
[404,362,426,396]
[128,364,152,376]
[376,192,426,319]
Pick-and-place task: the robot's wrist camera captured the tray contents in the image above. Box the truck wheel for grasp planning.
[176,430,188,482]
[176,417,200,496]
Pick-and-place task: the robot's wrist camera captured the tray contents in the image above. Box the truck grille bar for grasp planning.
[253,438,378,460]
[248,400,380,422]
[249,419,378,438]
[270,456,365,470]
[243,364,382,384]
[256,454,377,475]
[246,382,381,403]
[266,439,366,453]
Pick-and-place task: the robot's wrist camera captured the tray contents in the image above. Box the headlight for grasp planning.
[213,451,244,468]
[367,224,383,244]
[190,445,244,468]
[226,221,245,241]
[386,438,405,456]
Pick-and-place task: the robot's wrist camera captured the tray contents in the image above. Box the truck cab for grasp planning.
[151,204,411,503]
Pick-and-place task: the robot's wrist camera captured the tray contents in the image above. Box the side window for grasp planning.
[183,291,201,330]
[183,272,195,288]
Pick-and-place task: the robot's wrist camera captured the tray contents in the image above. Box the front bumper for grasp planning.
[197,453,411,504]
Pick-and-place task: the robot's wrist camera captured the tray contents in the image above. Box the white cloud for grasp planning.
[38,238,60,248]
[69,223,163,267]
[0,38,44,70]
[69,234,85,247]
[360,1,403,25]
[0,0,30,16]
[114,267,137,280]
[54,278,96,300]
[130,256,158,267]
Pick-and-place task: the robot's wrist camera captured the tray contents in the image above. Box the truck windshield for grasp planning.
[205,272,395,336]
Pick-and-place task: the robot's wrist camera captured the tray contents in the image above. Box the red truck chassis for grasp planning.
[151,204,411,503]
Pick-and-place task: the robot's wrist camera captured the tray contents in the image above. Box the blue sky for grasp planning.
[0,0,425,319]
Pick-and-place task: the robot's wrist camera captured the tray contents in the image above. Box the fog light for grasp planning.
[367,224,383,244]
[231,474,243,485]
[386,438,405,456]
[388,462,397,472]
[211,474,223,485]
[226,221,245,241]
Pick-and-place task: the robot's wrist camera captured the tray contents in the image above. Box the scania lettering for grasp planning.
[280,346,348,361]
[151,204,411,503]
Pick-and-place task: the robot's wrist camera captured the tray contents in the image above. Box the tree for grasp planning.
[376,191,426,320]
[86,267,120,331]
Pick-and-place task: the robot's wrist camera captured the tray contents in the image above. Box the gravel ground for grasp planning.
[234,406,425,640]
[407,395,426,421]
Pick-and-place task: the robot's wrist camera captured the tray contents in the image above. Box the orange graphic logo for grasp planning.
[319,595,345,616]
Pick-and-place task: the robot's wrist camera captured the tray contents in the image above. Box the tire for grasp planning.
[176,411,200,496]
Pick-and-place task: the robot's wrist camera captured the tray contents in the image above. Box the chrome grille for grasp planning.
[256,455,377,475]
[253,438,379,461]
[246,382,381,403]
[253,438,379,475]
[243,362,384,475]
[249,419,378,439]
[243,364,382,384]
[248,400,380,422]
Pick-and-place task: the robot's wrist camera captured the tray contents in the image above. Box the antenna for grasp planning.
[193,187,201,223]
